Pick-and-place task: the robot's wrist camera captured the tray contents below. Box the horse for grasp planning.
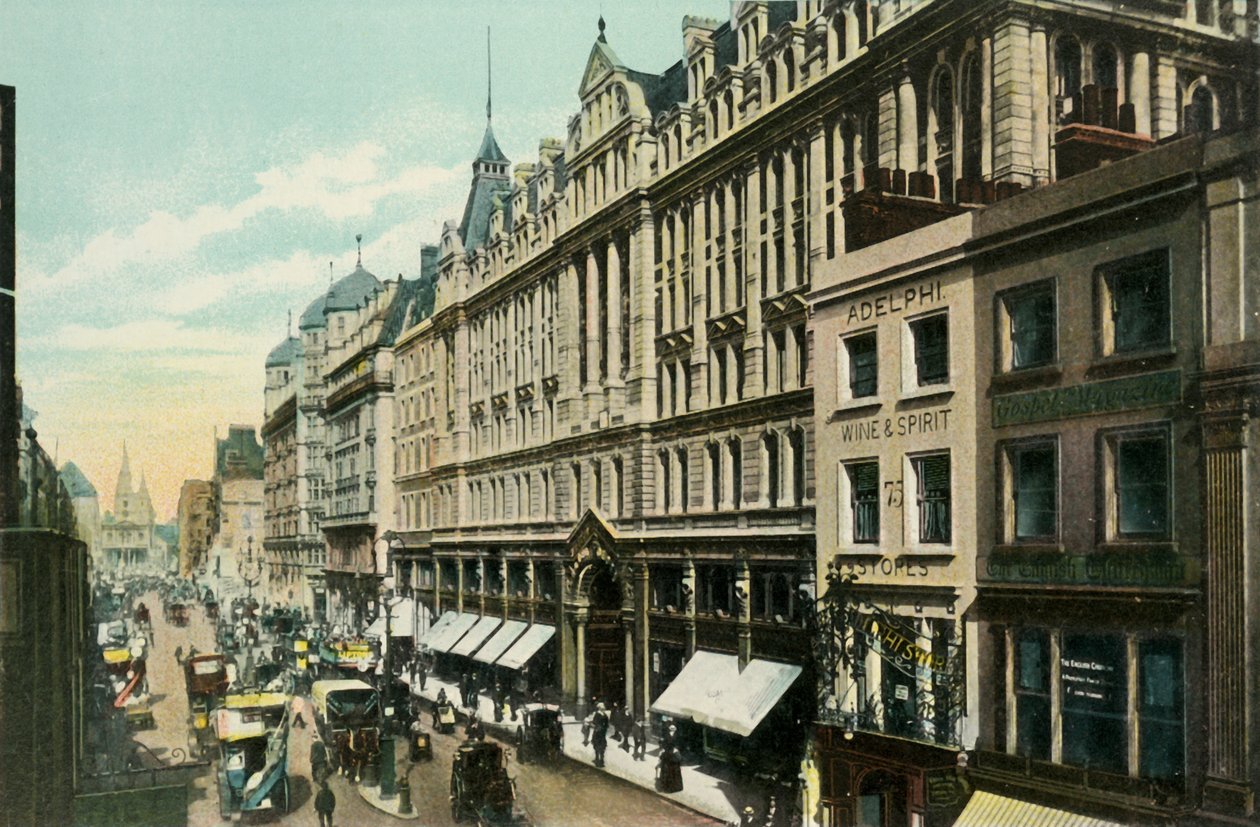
[340,728,380,784]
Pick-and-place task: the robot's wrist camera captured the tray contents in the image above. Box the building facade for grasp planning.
[60,462,101,570]
[99,445,162,574]
[205,426,264,602]
[176,479,215,578]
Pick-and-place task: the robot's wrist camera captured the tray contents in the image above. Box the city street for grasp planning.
[125,592,719,826]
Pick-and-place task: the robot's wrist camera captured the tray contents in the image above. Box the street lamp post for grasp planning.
[376,530,403,797]
[238,536,264,687]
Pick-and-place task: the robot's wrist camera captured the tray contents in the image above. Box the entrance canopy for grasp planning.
[495,623,555,670]
[449,616,502,657]
[650,651,802,737]
[424,612,479,653]
[473,619,527,664]
[364,597,417,638]
[416,611,457,648]
[952,790,1124,827]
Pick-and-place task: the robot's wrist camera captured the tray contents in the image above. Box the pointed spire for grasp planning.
[356,234,363,267]
[598,15,607,43]
[486,26,493,124]
[287,309,293,337]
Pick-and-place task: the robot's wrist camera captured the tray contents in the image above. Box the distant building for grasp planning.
[60,461,101,568]
[205,426,265,602]
[177,479,215,578]
[99,444,162,574]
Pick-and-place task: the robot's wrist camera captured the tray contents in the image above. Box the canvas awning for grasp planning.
[472,620,528,664]
[364,597,417,638]
[423,612,479,653]
[494,623,556,670]
[650,651,802,737]
[449,616,502,657]
[416,611,457,648]
[952,791,1124,827]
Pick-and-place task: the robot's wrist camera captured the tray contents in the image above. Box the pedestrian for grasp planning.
[314,780,336,827]
[459,671,471,709]
[173,645,184,666]
[657,744,684,793]
[590,702,610,768]
[631,717,647,761]
[740,805,757,826]
[292,697,307,729]
[610,702,625,742]
[493,681,506,723]
[466,712,484,742]
[416,660,427,692]
[310,738,329,783]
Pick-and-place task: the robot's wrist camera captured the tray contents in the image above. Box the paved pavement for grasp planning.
[124,592,721,826]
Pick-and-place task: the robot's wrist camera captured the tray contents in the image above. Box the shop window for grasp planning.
[1004,441,1058,542]
[1139,638,1185,780]
[1105,430,1170,539]
[507,561,529,598]
[913,453,951,543]
[1099,250,1170,355]
[651,566,684,612]
[910,313,949,387]
[882,644,918,739]
[697,565,734,617]
[1061,633,1127,775]
[1015,629,1051,761]
[999,281,1056,371]
[845,331,878,398]
[846,461,880,543]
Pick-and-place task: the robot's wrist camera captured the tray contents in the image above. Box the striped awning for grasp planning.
[650,651,802,737]
[415,611,457,648]
[473,620,528,664]
[495,624,555,670]
[449,616,502,657]
[952,791,1125,827]
[423,612,479,653]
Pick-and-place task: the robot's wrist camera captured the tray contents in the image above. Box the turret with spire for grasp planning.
[114,442,133,516]
[458,25,513,251]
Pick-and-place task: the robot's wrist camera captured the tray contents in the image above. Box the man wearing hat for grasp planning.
[590,702,611,768]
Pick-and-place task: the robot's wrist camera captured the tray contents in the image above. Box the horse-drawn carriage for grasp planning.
[165,602,190,627]
[449,739,531,825]
[185,654,229,758]
[514,704,564,764]
[311,679,381,784]
[212,692,292,820]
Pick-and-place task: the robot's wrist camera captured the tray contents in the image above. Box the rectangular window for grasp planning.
[1007,285,1056,369]
[847,332,877,398]
[1014,629,1051,761]
[847,462,879,543]
[1139,638,1185,780]
[1013,443,1057,540]
[1108,252,1170,353]
[911,314,949,386]
[914,453,951,543]
[1061,633,1127,775]
[1116,434,1169,537]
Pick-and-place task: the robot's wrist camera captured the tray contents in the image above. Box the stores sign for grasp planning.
[992,370,1181,427]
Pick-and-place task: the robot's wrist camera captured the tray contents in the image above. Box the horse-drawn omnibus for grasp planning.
[212,691,292,819]
[185,653,229,757]
[311,679,381,783]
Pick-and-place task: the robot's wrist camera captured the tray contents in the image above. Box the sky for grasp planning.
[3,0,732,521]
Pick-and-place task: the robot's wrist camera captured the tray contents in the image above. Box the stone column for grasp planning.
[455,558,464,613]
[623,622,635,711]
[981,35,994,178]
[723,179,738,311]
[737,559,752,668]
[844,6,860,57]
[1029,24,1050,181]
[782,148,798,289]
[434,560,443,617]
[584,247,601,414]
[808,121,827,265]
[897,70,918,174]
[744,160,765,397]
[606,234,624,387]
[682,559,697,657]
[575,613,588,707]
[691,193,709,411]
[1152,54,1179,140]
[1129,51,1152,136]
[637,564,651,717]
[991,18,1034,184]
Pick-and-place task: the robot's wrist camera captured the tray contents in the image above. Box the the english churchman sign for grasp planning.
[992,370,1181,427]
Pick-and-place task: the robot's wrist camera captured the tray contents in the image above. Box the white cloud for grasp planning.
[30,319,273,355]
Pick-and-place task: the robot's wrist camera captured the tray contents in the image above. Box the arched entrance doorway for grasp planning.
[856,769,910,827]
[581,562,625,707]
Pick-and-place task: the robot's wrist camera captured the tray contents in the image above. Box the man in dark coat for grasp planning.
[630,717,647,761]
[416,660,427,692]
[492,680,506,723]
[314,781,336,827]
[590,703,610,768]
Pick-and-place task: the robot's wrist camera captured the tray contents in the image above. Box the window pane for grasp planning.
[1117,436,1168,536]
[916,454,951,543]
[847,333,877,397]
[882,656,917,738]
[1061,634,1127,775]
[850,462,879,542]
[1015,630,1051,760]
[1014,445,1057,540]
[913,315,949,386]
[1009,289,1056,368]
[1112,257,1170,352]
[1140,639,1184,780]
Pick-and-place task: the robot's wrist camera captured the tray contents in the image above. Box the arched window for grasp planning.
[725,90,735,131]
[932,69,956,203]
[1055,36,1083,120]
[1093,43,1118,90]
[676,447,689,513]
[789,428,806,506]
[1190,85,1216,133]
[766,60,779,104]
[855,0,869,45]
[658,449,671,514]
[611,456,624,518]
[571,462,583,518]
[728,437,743,509]
[785,53,796,93]
[708,442,722,509]
[763,432,781,507]
[709,99,720,139]
[833,13,846,62]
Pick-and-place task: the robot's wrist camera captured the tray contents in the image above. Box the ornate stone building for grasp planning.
[99,444,162,574]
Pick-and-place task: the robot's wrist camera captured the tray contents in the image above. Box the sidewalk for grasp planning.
[410,674,749,824]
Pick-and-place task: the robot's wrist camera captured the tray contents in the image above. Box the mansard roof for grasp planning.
[325,263,384,313]
[265,335,302,368]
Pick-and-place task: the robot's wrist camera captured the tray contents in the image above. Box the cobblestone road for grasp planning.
[128,593,720,826]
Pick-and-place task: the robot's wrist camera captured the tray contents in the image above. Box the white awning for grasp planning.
[494,624,555,671]
[952,791,1124,827]
[448,616,502,657]
[416,611,458,648]
[424,612,479,653]
[364,597,417,638]
[650,651,802,737]
[472,620,528,664]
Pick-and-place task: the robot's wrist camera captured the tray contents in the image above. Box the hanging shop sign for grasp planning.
[992,370,1181,427]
